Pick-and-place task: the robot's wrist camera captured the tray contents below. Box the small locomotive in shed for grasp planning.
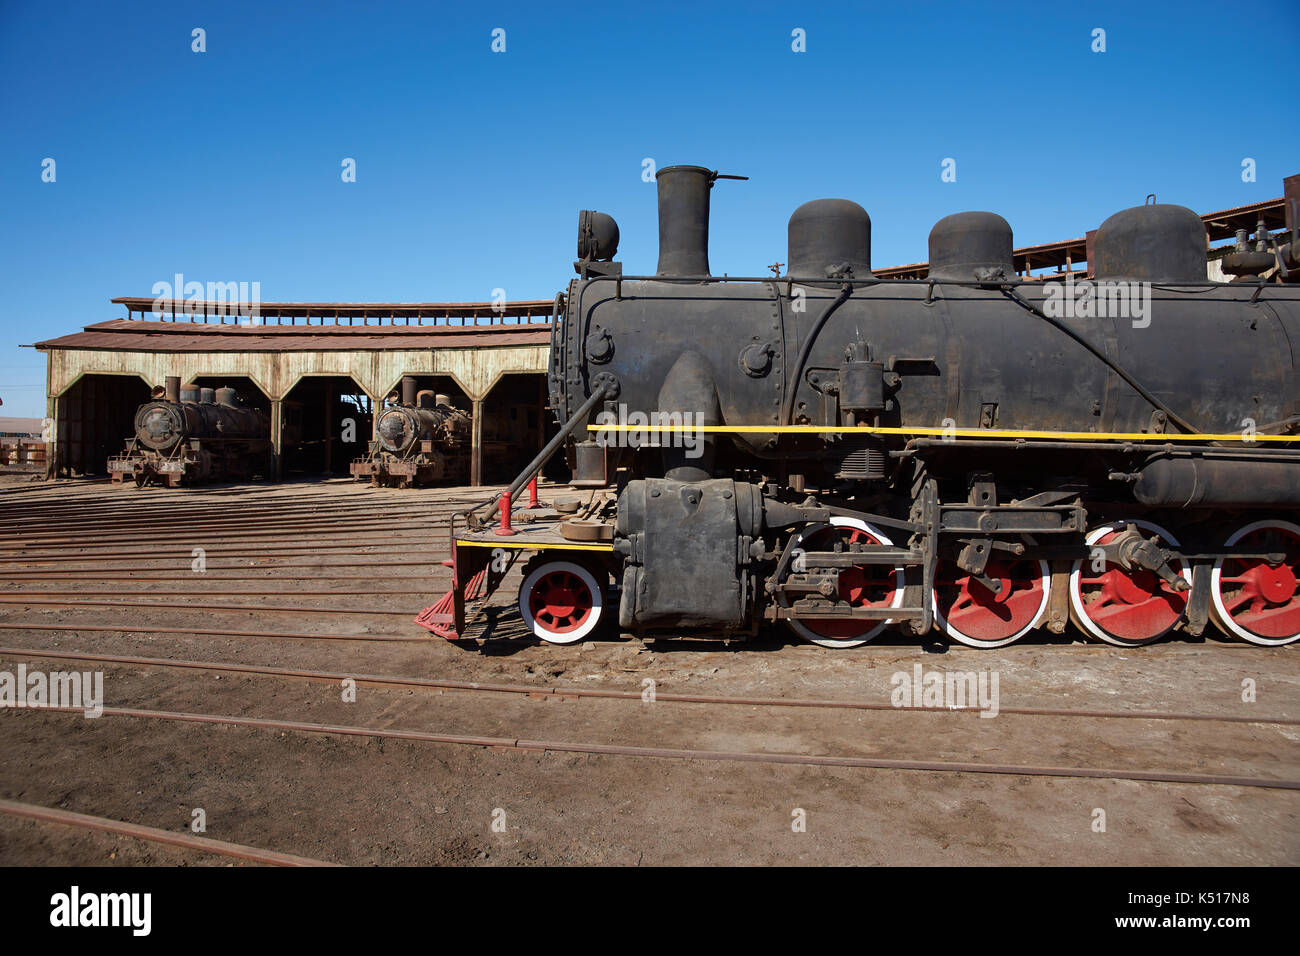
[350,376,471,488]
[423,164,1300,650]
[109,377,272,487]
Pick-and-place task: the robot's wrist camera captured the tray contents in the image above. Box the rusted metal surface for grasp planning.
[37,320,552,350]
[0,438,45,474]
[352,385,471,487]
[109,296,556,323]
[0,798,337,867]
[110,386,272,487]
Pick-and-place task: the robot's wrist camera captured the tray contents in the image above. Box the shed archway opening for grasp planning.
[480,372,566,485]
[281,375,373,477]
[53,374,151,477]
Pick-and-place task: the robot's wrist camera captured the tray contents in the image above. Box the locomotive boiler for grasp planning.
[420,164,1300,649]
[109,377,272,487]
[350,376,471,487]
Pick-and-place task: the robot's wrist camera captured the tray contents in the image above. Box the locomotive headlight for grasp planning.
[577,210,619,261]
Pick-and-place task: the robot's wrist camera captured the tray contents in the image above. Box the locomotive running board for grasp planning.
[415,525,615,639]
[418,389,621,640]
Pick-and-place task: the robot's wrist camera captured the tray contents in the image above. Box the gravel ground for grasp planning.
[0,477,1296,866]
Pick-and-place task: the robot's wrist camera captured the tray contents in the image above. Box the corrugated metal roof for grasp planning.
[111,296,557,320]
[35,320,552,353]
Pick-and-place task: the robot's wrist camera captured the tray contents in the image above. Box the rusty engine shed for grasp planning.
[33,298,556,486]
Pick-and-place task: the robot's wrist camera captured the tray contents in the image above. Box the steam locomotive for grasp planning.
[109,377,271,487]
[422,165,1300,649]
[349,376,471,487]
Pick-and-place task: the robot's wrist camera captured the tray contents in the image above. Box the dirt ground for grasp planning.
[0,476,1296,866]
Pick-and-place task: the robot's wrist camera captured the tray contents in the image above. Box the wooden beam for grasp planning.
[470,398,484,487]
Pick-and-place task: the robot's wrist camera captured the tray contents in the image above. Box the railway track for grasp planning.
[0,799,337,867]
[0,486,460,642]
[0,545,453,563]
[0,599,418,616]
[0,623,427,643]
[3,480,1296,866]
[0,489,476,644]
[2,645,1294,726]
[11,700,1298,792]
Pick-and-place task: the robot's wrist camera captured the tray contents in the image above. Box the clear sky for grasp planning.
[2,0,1297,417]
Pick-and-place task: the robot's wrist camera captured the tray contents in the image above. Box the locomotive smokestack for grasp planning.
[401,376,418,407]
[656,166,714,277]
[164,376,180,403]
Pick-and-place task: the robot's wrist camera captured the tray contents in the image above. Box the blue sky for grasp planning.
[2,0,1297,417]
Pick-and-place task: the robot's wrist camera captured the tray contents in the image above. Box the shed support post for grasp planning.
[44,352,56,480]
[537,376,546,457]
[271,400,283,481]
[324,384,333,475]
[470,397,484,487]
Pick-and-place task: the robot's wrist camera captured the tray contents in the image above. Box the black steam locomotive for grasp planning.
[109,377,271,487]
[350,377,471,488]
[424,165,1300,649]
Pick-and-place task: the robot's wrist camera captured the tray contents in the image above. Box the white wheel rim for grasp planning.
[784,517,904,649]
[1211,519,1300,646]
[1068,520,1184,646]
[520,560,603,644]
